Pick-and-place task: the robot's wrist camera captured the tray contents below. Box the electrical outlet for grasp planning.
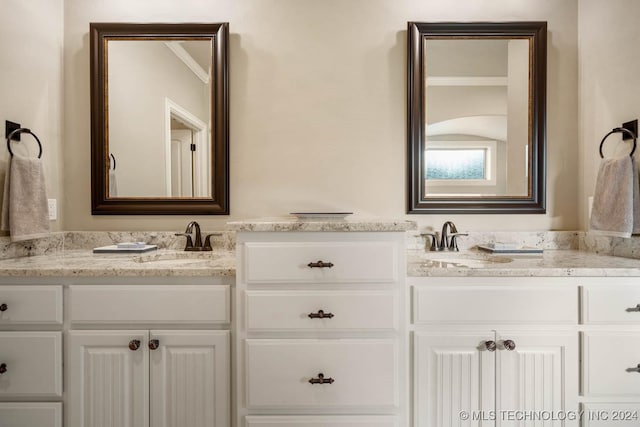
[48,199,57,220]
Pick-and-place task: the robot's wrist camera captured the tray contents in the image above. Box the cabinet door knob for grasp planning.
[485,340,497,352]
[148,339,160,350]
[307,260,334,268]
[309,373,334,384]
[503,339,516,351]
[0,363,6,374]
[308,310,334,319]
[0,303,7,312]
[128,340,141,351]
[626,304,640,312]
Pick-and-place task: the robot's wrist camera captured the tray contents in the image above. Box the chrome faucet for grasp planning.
[175,221,220,251]
[421,221,468,251]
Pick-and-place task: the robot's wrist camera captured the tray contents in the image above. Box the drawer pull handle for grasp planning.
[309,373,334,385]
[307,260,334,269]
[626,304,640,312]
[485,340,497,352]
[0,303,7,312]
[128,340,141,351]
[308,310,334,319]
[0,363,6,374]
[503,339,516,351]
[627,364,640,373]
[148,339,160,350]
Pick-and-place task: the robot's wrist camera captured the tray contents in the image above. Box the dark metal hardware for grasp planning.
[622,120,638,141]
[485,340,497,352]
[5,120,21,141]
[176,221,216,251]
[309,373,334,384]
[6,128,43,158]
[0,303,7,312]
[503,339,516,351]
[0,363,7,374]
[308,310,334,319]
[128,339,141,351]
[149,339,160,350]
[599,126,637,158]
[109,153,116,170]
[421,232,440,251]
[626,304,640,312]
[307,260,334,268]
[626,364,640,373]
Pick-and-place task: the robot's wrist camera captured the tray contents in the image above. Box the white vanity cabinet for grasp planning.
[0,285,63,427]
[235,231,408,427]
[411,277,579,427]
[580,279,640,424]
[66,283,231,427]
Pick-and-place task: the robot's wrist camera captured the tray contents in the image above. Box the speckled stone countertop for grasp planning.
[226,217,418,232]
[0,249,236,277]
[408,249,640,277]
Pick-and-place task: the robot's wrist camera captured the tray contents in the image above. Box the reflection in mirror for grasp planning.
[91,23,229,215]
[408,22,546,214]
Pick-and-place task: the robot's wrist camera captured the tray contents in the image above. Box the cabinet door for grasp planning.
[0,402,62,427]
[414,332,496,427]
[496,332,578,427]
[67,330,149,427]
[150,330,229,427]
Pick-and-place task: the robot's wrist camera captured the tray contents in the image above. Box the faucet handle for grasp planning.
[202,233,222,251]
[175,233,194,251]
[448,232,468,251]
[421,232,440,251]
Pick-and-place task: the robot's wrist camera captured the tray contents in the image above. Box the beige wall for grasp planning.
[0,0,64,231]
[60,0,580,232]
[578,0,640,229]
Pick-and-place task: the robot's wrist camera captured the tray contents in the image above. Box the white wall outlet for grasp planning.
[48,198,57,220]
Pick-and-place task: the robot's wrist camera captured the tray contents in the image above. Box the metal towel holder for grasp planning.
[6,128,43,159]
[599,127,637,158]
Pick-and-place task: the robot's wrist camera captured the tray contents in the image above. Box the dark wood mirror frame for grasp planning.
[90,22,229,215]
[407,21,547,214]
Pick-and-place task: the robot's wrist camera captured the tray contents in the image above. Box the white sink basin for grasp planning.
[420,253,513,268]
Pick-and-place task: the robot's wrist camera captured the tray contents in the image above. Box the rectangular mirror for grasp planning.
[90,23,229,214]
[407,22,547,214]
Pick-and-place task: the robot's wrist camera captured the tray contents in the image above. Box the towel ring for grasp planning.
[599,127,637,158]
[6,128,43,159]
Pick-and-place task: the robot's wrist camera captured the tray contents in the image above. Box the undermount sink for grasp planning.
[421,252,513,268]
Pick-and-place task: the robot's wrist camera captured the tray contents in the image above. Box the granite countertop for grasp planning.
[0,249,236,277]
[408,249,640,277]
[226,217,418,232]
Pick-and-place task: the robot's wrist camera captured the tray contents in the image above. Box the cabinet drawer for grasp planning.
[0,286,62,325]
[245,415,398,427]
[69,285,229,324]
[582,286,640,324]
[582,403,640,426]
[244,242,398,284]
[246,339,398,410]
[413,285,577,324]
[583,332,640,397]
[0,402,62,427]
[246,291,398,332]
[0,332,62,397]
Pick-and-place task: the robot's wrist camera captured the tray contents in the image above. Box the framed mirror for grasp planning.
[407,22,547,214]
[90,22,229,214]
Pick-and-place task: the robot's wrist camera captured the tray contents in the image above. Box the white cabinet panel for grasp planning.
[150,331,229,427]
[245,415,398,426]
[0,402,62,427]
[244,241,398,284]
[496,332,578,426]
[69,285,230,325]
[0,332,62,398]
[246,339,398,410]
[414,332,495,427]
[0,286,62,325]
[246,290,398,332]
[582,286,640,324]
[414,285,577,325]
[583,331,640,397]
[582,403,640,426]
[67,330,149,427]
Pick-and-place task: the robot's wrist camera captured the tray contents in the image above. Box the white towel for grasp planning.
[589,156,640,237]
[109,169,118,197]
[1,155,50,242]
